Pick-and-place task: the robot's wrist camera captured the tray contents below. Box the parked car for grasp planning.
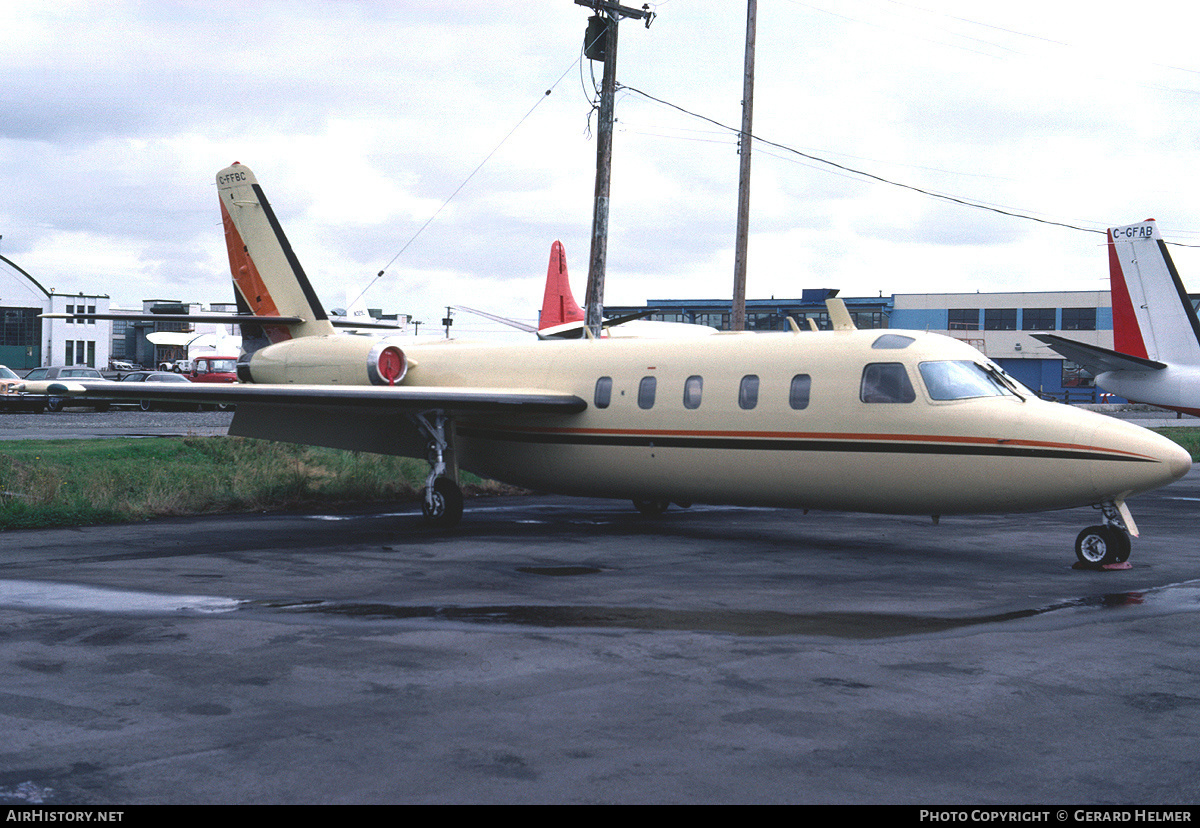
[117,371,204,411]
[0,365,46,412]
[185,356,238,384]
[22,366,113,411]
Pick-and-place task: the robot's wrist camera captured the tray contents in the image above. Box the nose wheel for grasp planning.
[1075,500,1135,568]
[1075,524,1131,567]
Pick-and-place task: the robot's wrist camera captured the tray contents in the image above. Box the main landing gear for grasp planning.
[1075,500,1134,568]
[413,410,463,528]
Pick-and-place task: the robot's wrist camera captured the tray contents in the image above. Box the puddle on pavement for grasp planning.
[0,580,241,614]
[260,581,1200,638]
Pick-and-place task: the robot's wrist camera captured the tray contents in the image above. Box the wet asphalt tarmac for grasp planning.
[1,465,1200,804]
[2,410,1200,804]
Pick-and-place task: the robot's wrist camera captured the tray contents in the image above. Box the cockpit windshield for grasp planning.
[918,361,1017,400]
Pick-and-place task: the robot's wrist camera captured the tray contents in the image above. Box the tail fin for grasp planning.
[1108,219,1200,365]
[217,163,335,345]
[538,241,585,330]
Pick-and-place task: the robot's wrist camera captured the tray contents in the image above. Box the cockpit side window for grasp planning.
[860,363,916,403]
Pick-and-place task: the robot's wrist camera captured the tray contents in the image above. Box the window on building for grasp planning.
[984,308,1017,331]
[947,309,980,331]
[638,376,656,409]
[852,311,885,329]
[594,376,612,409]
[1022,308,1057,330]
[1061,308,1096,331]
[1062,360,1095,388]
[683,375,703,409]
[87,341,96,368]
[65,341,75,365]
[87,305,96,324]
[65,304,74,324]
[789,374,811,410]
[738,375,759,409]
[861,363,916,403]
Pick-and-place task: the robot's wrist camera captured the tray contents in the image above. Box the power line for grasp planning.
[618,82,1109,236]
[354,54,585,308]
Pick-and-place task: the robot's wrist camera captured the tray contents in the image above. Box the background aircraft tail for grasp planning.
[1108,219,1200,365]
[539,241,585,330]
[217,163,336,347]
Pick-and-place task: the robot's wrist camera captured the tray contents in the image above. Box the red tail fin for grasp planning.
[539,241,585,329]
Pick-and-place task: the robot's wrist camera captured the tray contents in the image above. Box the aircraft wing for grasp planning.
[1031,334,1167,373]
[35,381,587,414]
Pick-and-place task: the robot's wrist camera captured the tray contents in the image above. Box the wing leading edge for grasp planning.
[37,381,587,414]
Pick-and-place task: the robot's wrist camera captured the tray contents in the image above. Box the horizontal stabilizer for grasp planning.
[1032,334,1167,373]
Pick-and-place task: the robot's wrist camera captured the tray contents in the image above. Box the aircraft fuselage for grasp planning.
[307,328,1188,516]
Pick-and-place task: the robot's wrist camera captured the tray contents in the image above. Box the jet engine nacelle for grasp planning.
[239,336,408,386]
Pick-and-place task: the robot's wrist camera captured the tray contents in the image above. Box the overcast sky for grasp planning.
[5,0,1200,335]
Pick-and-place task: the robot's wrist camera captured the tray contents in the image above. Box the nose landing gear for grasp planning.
[1075,500,1135,568]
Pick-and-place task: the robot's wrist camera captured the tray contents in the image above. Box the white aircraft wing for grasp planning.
[36,380,587,414]
[1031,334,1167,374]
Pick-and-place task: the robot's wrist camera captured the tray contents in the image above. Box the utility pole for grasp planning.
[732,0,757,332]
[576,1,655,338]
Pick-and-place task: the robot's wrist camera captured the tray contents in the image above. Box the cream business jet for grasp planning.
[36,164,1192,567]
[1035,219,1200,417]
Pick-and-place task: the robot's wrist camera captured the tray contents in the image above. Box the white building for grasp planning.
[0,254,111,371]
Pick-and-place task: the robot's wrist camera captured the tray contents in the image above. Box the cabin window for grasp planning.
[683,375,703,409]
[860,363,916,403]
[594,376,612,409]
[789,374,811,410]
[918,361,1012,400]
[638,376,657,409]
[738,375,759,410]
[871,334,914,349]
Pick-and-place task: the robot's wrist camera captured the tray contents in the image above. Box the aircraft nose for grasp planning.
[1088,417,1192,499]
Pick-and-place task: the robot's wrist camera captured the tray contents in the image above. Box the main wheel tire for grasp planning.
[46,398,64,412]
[139,400,152,412]
[421,477,463,528]
[633,498,670,516]
[1076,525,1121,566]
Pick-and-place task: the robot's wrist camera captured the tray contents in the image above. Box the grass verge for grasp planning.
[1154,427,1200,462]
[3,429,1196,531]
[0,436,515,530]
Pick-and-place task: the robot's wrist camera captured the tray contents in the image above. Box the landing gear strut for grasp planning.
[1075,500,1134,568]
[412,410,463,528]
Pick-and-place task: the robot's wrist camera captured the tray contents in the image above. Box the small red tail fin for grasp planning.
[539,241,585,329]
